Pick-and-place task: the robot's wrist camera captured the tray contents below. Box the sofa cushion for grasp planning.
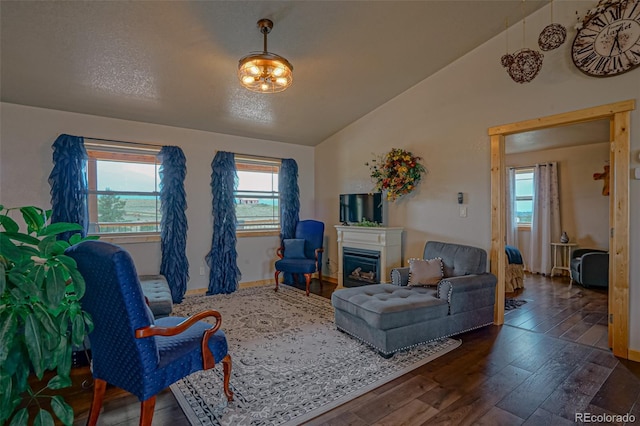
[408,258,443,286]
[423,241,487,277]
[139,275,173,318]
[331,284,448,331]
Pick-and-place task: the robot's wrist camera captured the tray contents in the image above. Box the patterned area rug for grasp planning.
[170,285,461,426]
[505,298,528,311]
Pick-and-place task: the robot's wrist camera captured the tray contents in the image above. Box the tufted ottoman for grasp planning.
[138,274,173,318]
[332,284,450,357]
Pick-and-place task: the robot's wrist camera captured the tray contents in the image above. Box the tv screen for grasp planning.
[340,193,383,224]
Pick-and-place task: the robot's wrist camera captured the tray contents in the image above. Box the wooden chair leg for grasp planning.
[87,378,106,426]
[139,396,156,426]
[222,354,234,401]
[274,270,281,292]
[304,273,311,296]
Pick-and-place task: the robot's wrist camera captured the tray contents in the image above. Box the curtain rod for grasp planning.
[509,163,555,171]
[234,153,282,163]
[83,136,163,151]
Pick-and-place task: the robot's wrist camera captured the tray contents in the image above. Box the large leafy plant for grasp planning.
[0,206,96,425]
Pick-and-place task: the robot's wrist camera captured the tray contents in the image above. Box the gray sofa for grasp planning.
[331,241,497,357]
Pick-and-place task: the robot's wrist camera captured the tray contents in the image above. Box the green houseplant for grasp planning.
[0,206,95,425]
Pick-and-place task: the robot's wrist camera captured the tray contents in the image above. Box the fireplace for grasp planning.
[335,226,403,288]
[343,247,381,288]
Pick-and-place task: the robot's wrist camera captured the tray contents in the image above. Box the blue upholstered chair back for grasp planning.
[66,241,158,392]
[295,220,324,264]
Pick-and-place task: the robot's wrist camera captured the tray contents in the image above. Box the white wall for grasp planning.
[314,1,640,349]
[0,103,315,290]
[507,142,610,263]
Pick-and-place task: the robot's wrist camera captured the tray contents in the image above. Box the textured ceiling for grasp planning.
[1,1,548,146]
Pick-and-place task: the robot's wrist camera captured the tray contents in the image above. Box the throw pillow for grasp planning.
[408,257,443,286]
[283,238,306,259]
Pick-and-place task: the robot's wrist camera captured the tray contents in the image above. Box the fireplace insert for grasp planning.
[343,247,381,287]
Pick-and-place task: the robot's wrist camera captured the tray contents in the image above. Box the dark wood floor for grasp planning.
[55,276,638,425]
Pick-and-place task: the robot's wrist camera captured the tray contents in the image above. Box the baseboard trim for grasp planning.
[628,349,640,362]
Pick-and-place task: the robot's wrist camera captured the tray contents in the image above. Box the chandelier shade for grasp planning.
[238,19,293,93]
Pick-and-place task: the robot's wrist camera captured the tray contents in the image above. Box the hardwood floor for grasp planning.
[57,277,639,425]
[504,273,609,350]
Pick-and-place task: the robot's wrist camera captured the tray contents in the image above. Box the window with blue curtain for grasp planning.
[206,151,241,295]
[48,134,89,240]
[159,146,189,303]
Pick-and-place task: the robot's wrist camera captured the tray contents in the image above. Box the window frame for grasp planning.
[514,168,534,229]
[85,144,162,241]
[234,155,281,237]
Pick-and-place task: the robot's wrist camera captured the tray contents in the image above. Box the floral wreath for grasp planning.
[366,148,426,202]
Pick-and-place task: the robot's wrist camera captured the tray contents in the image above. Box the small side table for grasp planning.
[550,242,577,278]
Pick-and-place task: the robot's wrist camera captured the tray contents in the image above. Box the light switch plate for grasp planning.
[459,206,467,218]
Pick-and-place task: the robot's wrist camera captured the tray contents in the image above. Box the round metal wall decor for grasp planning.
[538,23,567,51]
[501,48,544,83]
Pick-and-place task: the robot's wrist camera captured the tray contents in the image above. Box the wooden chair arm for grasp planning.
[276,246,284,259]
[135,309,222,338]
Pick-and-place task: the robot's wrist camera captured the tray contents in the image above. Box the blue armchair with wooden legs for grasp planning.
[275,220,325,296]
[66,240,233,426]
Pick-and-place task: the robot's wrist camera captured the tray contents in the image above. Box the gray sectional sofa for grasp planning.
[331,241,497,357]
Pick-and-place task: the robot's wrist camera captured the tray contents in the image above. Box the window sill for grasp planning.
[92,233,161,244]
[237,230,280,238]
[517,225,532,231]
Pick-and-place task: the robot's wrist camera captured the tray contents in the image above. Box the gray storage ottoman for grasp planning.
[332,284,449,357]
[138,274,173,318]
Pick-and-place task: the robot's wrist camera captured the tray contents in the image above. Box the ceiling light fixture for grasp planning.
[238,19,293,93]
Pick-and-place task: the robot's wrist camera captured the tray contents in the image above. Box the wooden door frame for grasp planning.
[488,99,634,359]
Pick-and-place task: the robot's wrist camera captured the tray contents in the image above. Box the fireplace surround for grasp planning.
[335,226,403,288]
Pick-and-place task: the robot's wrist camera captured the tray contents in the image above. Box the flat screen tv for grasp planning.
[339,193,384,225]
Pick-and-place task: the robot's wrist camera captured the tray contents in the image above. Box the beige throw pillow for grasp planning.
[408,258,444,286]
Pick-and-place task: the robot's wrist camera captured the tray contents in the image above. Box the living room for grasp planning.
[2,0,640,424]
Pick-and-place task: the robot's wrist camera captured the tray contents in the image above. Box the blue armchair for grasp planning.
[66,241,233,426]
[275,220,324,296]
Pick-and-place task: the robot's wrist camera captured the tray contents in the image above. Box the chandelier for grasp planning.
[238,19,293,93]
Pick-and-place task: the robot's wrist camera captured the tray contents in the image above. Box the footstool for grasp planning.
[331,284,449,357]
[139,274,173,318]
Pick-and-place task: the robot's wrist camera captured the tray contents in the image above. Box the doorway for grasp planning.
[488,100,634,359]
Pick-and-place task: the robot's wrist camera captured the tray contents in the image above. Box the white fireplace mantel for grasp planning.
[335,225,403,288]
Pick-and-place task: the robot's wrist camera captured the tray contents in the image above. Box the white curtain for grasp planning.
[506,168,518,247]
[528,162,560,275]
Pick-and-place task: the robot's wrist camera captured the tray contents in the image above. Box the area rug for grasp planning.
[170,285,461,426]
[505,298,528,311]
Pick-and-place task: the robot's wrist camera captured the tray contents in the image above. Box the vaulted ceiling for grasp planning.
[1,1,550,146]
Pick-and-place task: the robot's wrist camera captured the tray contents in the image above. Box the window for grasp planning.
[86,146,161,234]
[514,169,534,226]
[234,156,280,232]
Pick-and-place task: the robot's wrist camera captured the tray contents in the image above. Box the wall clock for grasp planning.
[572,0,640,77]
